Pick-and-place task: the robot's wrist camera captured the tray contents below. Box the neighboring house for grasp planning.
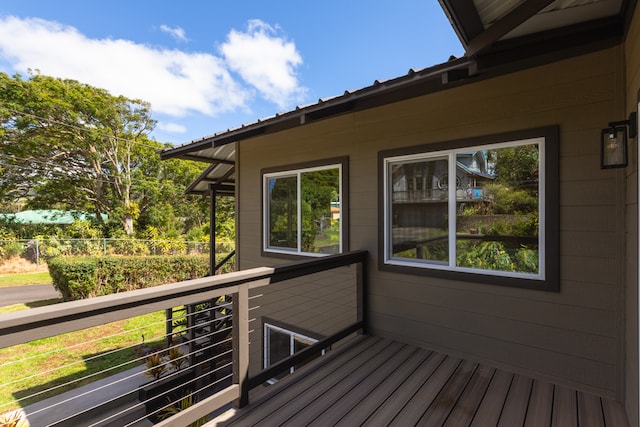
[162,0,640,424]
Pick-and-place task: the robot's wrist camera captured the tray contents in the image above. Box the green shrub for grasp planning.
[49,255,209,301]
[48,257,99,300]
[107,239,150,256]
[0,240,24,260]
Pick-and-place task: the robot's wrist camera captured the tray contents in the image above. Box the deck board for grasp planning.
[552,385,578,427]
[335,347,431,426]
[228,336,384,426]
[602,398,630,427]
[281,341,407,426]
[470,369,513,427]
[361,350,447,426]
[389,354,462,426]
[206,336,630,427]
[443,365,495,427]
[498,374,533,427]
[577,392,605,427]
[417,359,477,426]
[307,344,418,426]
[524,380,554,427]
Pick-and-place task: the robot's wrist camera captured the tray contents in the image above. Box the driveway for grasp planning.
[1,284,61,307]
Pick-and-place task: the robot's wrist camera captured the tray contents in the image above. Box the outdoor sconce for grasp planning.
[601,112,637,169]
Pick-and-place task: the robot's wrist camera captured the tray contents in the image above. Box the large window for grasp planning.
[380,127,559,290]
[263,158,346,256]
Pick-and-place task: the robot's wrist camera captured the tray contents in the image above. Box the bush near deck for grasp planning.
[49,255,209,300]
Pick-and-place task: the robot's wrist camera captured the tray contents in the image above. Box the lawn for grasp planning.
[0,271,52,287]
[0,302,166,412]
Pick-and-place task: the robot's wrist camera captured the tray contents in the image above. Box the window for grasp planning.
[263,158,347,256]
[264,323,320,382]
[380,127,559,290]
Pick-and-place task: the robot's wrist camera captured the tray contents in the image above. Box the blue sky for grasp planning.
[0,1,463,145]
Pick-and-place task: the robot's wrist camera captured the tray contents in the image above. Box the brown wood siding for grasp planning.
[246,266,358,376]
[237,47,625,399]
[625,4,640,425]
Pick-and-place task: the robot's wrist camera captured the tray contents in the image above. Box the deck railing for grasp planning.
[0,250,367,426]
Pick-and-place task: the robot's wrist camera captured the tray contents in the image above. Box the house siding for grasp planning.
[237,47,625,398]
[625,3,640,425]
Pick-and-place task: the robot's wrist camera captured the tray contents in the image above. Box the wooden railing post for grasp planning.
[232,284,250,407]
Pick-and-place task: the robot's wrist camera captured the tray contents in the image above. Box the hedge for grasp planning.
[48,255,210,301]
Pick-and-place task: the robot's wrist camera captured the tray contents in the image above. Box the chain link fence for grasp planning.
[0,238,235,265]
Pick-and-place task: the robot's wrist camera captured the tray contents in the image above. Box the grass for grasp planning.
[0,299,62,315]
[0,301,166,412]
[0,271,52,287]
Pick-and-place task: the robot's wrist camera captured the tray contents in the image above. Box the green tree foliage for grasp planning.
[493,144,539,192]
[214,195,235,241]
[301,168,339,252]
[455,144,541,274]
[0,72,154,234]
[0,72,210,238]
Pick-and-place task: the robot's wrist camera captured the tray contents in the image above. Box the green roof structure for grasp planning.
[0,209,106,225]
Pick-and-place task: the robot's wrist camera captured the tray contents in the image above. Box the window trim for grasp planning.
[261,157,349,259]
[378,126,559,291]
[263,322,323,384]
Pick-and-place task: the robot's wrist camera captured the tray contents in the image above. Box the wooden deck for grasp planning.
[207,336,629,426]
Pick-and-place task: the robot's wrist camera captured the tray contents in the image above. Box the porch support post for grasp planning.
[209,184,217,275]
[232,285,250,407]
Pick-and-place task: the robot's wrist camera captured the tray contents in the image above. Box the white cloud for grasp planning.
[157,121,187,134]
[160,24,188,42]
[0,16,306,121]
[220,19,306,109]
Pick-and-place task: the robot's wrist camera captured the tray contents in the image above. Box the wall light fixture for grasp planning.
[601,112,637,169]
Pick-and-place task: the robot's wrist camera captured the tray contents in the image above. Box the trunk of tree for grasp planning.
[123,215,134,235]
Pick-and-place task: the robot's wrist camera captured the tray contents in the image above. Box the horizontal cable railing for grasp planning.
[0,250,367,426]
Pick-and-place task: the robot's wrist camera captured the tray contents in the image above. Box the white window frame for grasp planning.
[263,323,320,383]
[263,163,343,256]
[383,137,546,281]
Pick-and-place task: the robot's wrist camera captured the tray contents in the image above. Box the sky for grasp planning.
[0,1,464,146]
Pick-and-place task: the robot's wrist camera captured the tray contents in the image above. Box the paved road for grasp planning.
[1,284,61,307]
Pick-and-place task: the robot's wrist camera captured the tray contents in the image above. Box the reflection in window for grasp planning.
[385,139,543,279]
[301,169,340,253]
[455,145,539,274]
[268,175,297,249]
[265,164,341,255]
[389,157,449,264]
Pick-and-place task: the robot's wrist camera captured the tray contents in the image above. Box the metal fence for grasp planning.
[0,238,235,265]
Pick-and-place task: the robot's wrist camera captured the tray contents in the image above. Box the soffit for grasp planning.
[179,143,236,195]
[492,0,623,39]
[440,0,631,56]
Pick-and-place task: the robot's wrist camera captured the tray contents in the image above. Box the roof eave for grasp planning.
[160,57,476,161]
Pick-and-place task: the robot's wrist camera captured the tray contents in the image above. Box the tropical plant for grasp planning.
[145,354,167,380]
[0,409,30,427]
[168,347,187,371]
[158,394,207,426]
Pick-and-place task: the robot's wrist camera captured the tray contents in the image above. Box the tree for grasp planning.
[0,72,157,234]
[493,144,539,192]
[134,153,211,238]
